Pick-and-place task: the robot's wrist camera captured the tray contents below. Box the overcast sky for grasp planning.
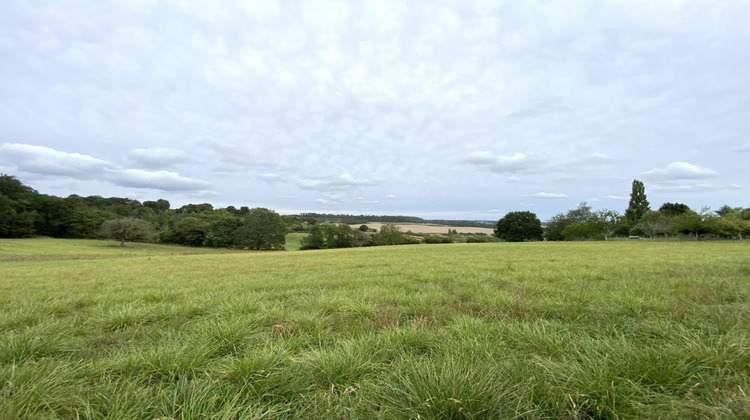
[1,0,748,220]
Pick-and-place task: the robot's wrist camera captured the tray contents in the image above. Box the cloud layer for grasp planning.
[1,0,749,217]
[0,143,209,192]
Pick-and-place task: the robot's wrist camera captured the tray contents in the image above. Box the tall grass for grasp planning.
[0,238,748,418]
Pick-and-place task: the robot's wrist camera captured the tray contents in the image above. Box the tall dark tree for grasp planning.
[233,208,286,250]
[625,180,650,224]
[160,217,211,246]
[143,199,170,212]
[659,202,690,217]
[204,214,243,247]
[495,211,544,242]
[0,175,37,237]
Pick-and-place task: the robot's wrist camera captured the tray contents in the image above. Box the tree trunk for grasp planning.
[120,237,125,247]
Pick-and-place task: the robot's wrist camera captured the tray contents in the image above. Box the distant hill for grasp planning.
[296,213,495,228]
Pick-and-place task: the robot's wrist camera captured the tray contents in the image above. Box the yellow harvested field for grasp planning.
[351,222,495,234]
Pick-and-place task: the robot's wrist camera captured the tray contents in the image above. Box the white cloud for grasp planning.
[567,152,615,165]
[0,143,209,192]
[128,147,188,169]
[604,195,629,200]
[297,173,379,191]
[643,162,718,181]
[736,141,750,152]
[0,143,112,178]
[464,152,547,173]
[651,183,717,193]
[258,173,285,183]
[110,169,210,191]
[529,192,567,198]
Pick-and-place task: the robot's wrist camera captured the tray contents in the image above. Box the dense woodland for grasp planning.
[1,174,748,248]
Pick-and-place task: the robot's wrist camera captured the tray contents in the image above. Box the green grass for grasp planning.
[0,238,748,419]
[285,233,307,251]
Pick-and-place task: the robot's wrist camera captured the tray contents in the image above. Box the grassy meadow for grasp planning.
[0,238,748,419]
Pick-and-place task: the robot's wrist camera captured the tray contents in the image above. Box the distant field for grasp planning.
[0,238,748,418]
[352,222,496,234]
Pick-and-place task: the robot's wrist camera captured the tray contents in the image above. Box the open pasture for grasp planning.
[0,238,748,418]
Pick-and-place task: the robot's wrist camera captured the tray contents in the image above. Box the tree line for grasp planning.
[493,180,750,242]
[2,175,748,248]
[0,174,313,248]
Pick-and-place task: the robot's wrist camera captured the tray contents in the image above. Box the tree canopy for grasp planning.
[625,179,650,224]
[495,211,544,242]
[100,217,152,246]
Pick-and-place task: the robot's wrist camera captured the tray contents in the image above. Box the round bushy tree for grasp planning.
[495,211,543,242]
[233,208,286,250]
[100,217,152,247]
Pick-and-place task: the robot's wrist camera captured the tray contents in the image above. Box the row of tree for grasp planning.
[2,175,748,247]
[493,180,750,242]
[0,174,313,248]
[300,223,421,250]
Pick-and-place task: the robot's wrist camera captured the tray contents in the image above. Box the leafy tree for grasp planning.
[323,224,355,248]
[233,208,286,250]
[176,203,214,214]
[562,222,601,240]
[714,205,733,216]
[544,203,593,241]
[0,194,36,237]
[100,217,152,246]
[495,211,543,242]
[204,214,243,247]
[374,223,409,246]
[0,175,39,237]
[354,229,375,247]
[716,209,750,239]
[160,216,211,246]
[591,209,621,240]
[671,210,704,240]
[625,180,650,224]
[300,224,326,250]
[143,199,170,212]
[359,224,370,232]
[633,211,670,238]
[659,202,690,217]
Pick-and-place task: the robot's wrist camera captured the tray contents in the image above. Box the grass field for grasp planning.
[0,238,748,419]
[284,233,308,251]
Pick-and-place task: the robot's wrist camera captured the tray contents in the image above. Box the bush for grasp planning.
[466,235,500,243]
[423,235,454,244]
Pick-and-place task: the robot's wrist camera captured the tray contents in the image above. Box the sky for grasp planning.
[1,0,748,220]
